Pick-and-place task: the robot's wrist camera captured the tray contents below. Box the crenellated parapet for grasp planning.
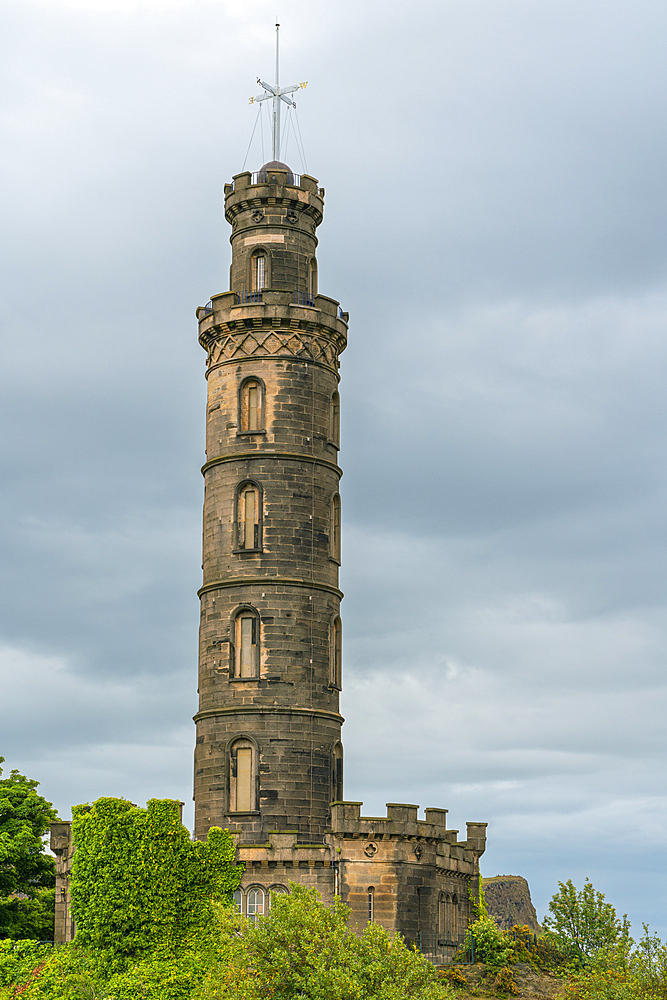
[325,802,486,948]
[329,802,486,878]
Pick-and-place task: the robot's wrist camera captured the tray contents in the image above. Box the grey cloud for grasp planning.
[2,0,667,943]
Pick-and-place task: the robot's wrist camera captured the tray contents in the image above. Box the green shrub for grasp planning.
[459,915,516,967]
[196,883,456,1000]
[493,965,518,994]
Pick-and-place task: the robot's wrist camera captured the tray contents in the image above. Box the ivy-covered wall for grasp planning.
[70,798,244,960]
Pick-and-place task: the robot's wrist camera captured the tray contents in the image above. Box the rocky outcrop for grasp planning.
[482,875,541,932]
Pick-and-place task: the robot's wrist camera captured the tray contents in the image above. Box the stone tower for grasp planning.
[49,158,488,948]
[193,162,348,845]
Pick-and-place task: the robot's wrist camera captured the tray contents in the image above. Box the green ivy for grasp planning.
[467,871,487,921]
[69,798,244,965]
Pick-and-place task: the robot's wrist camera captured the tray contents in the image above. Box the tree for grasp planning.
[543,878,631,960]
[0,757,57,940]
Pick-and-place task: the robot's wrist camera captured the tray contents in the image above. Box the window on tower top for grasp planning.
[253,253,266,291]
[308,258,318,299]
[238,377,265,434]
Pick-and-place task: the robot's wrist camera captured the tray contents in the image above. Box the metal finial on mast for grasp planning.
[249,23,307,162]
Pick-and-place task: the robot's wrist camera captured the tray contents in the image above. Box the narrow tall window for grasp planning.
[438,893,446,939]
[253,253,266,291]
[236,483,260,550]
[239,378,264,433]
[248,385,258,430]
[230,737,255,812]
[331,494,341,562]
[236,747,252,810]
[247,887,264,924]
[330,617,342,689]
[231,607,260,678]
[308,258,317,298]
[330,391,340,448]
[332,743,343,802]
[367,887,374,924]
[238,615,257,677]
[233,889,243,913]
[244,488,256,547]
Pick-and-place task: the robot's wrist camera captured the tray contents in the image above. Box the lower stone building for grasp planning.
[52,802,486,957]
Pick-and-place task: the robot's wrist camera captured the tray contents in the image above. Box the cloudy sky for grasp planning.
[2,0,667,935]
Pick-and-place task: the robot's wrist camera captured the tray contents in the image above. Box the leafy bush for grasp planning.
[493,965,518,994]
[196,883,456,1000]
[459,915,517,967]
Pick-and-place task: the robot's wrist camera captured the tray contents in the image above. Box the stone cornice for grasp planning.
[198,577,343,599]
[194,706,344,724]
[201,451,342,477]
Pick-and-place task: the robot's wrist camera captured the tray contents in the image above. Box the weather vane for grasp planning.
[249,22,307,162]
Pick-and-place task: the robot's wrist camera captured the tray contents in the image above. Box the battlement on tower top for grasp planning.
[224,168,324,224]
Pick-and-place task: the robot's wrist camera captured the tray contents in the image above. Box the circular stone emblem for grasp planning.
[414,843,424,860]
[364,842,378,857]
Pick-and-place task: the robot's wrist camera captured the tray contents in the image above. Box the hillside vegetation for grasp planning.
[1,787,666,1000]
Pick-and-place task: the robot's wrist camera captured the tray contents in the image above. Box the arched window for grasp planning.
[330,391,340,448]
[246,886,265,924]
[332,742,343,802]
[238,377,265,434]
[330,617,342,690]
[438,892,446,939]
[233,889,243,913]
[230,606,260,679]
[269,885,288,908]
[451,894,458,941]
[235,481,262,551]
[252,251,266,292]
[308,258,318,298]
[330,494,341,562]
[229,737,256,812]
[367,887,374,924]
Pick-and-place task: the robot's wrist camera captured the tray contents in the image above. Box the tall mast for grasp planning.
[250,25,307,163]
[274,23,280,160]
